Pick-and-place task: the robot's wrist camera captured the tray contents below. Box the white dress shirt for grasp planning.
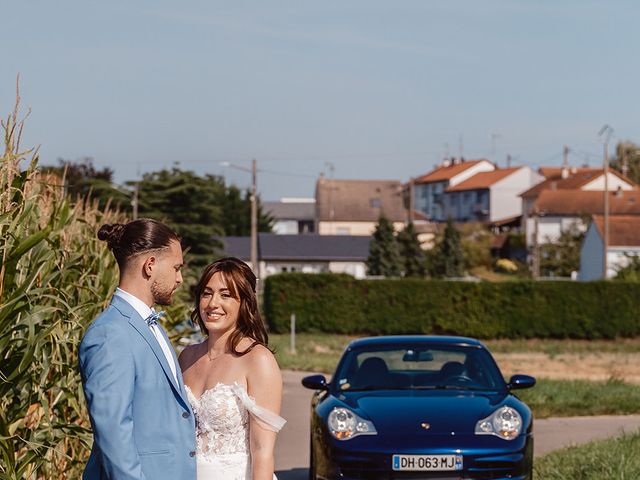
[114,288,179,384]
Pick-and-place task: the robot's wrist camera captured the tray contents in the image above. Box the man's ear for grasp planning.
[142,255,157,278]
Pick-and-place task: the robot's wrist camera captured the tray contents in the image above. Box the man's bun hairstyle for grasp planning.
[97,223,126,249]
[98,218,180,269]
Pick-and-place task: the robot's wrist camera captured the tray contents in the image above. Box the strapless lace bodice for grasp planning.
[185,382,286,479]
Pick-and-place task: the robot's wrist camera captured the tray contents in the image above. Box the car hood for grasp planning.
[338,390,509,435]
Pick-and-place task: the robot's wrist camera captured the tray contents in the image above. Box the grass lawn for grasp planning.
[271,333,640,418]
[534,431,640,479]
[517,378,640,418]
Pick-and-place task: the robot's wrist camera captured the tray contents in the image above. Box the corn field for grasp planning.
[0,91,126,478]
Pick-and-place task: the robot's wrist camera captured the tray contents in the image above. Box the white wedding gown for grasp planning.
[186,382,286,480]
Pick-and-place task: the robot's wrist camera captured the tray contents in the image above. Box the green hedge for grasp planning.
[263,273,640,339]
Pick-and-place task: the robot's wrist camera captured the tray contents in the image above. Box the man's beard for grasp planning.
[151,281,174,306]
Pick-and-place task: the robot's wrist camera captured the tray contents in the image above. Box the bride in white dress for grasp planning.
[179,257,286,480]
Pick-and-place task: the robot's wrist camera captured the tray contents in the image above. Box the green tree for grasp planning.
[133,167,273,266]
[397,222,425,277]
[40,157,130,209]
[539,225,585,277]
[428,218,466,278]
[610,140,640,184]
[366,216,401,277]
[614,254,640,281]
[222,184,274,236]
[135,167,226,265]
[459,222,492,270]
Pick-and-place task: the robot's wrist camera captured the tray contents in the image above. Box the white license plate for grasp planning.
[392,454,463,471]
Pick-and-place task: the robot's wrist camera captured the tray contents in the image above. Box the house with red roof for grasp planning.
[522,168,637,248]
[442,166,543,223]
[413,158,495,221]
[579,215,640,280]
[527,189,640,252]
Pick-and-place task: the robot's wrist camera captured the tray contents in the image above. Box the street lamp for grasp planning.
[220,159,258,276]
[598,125,613,280]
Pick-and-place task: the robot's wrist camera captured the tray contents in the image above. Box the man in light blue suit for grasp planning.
[79,219,197,479]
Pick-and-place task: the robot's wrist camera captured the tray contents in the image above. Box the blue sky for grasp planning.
[1,1,638,200]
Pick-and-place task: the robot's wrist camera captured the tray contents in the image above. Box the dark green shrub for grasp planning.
[264,273,640,339]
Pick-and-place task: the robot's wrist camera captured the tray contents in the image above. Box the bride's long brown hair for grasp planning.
[191,257,270,356]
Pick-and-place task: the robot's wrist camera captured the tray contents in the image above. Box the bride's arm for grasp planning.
[247,346,283,480]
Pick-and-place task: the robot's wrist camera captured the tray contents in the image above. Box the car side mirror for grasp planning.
[302,374,329,391]
[507,374,536,390]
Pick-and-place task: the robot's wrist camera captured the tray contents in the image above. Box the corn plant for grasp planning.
[0,89,127,479]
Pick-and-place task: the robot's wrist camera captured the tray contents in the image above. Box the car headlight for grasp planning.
[327,407,377,440]
[475,406,522,440]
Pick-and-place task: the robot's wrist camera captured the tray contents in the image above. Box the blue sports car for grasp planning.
[302,336,536,480]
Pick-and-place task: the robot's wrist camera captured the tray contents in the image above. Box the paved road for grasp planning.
[274,370,640,480]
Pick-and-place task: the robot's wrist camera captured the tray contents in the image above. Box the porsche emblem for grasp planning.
[420,422,431,430]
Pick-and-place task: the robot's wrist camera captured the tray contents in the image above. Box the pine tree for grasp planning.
[437,218,466,278]
[366,216,401,277]
[397,222,425,277]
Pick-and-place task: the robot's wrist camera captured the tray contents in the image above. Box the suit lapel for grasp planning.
[155,323,189,399]
[111,296,186,400]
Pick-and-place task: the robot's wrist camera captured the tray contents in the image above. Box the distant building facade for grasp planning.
[221,233,371,279]
[521,168,636,248]
[443,166,543,223]
[413,158,495,221]
[263,197,316,234]
[524,188,640,249]
[579,215,640,280]
[315,177,406,235]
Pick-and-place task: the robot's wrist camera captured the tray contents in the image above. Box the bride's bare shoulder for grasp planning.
[178,342,204,370]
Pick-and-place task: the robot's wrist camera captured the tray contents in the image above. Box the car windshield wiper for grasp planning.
[424,385,491,391]
[344,385,389,391]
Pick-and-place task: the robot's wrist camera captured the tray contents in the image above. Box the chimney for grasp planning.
[550,181,557,190]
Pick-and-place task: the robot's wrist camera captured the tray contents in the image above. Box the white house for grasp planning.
[442,166,543,223]
[221,233,371,279]
[413,158,495,221]
[526,190,640,249]
[263,197,316,234]
[522,168,636,248]
[579,215,640,280]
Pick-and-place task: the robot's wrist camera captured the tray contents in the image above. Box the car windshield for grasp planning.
[334,344,505,392]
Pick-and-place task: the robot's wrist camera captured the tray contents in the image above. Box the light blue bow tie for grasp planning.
[146,310,165,327]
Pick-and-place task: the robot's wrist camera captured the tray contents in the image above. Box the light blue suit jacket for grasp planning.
[79,295,196,479]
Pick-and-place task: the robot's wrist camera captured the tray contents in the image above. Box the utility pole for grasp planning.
[408,178,414,224]
[532,209,540,279]
[599,125,613,280]
[506,154,512,168]
[132,182,139,220]
[132,164,140,220]
[250,158,258,277]
[219,159,259,276]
